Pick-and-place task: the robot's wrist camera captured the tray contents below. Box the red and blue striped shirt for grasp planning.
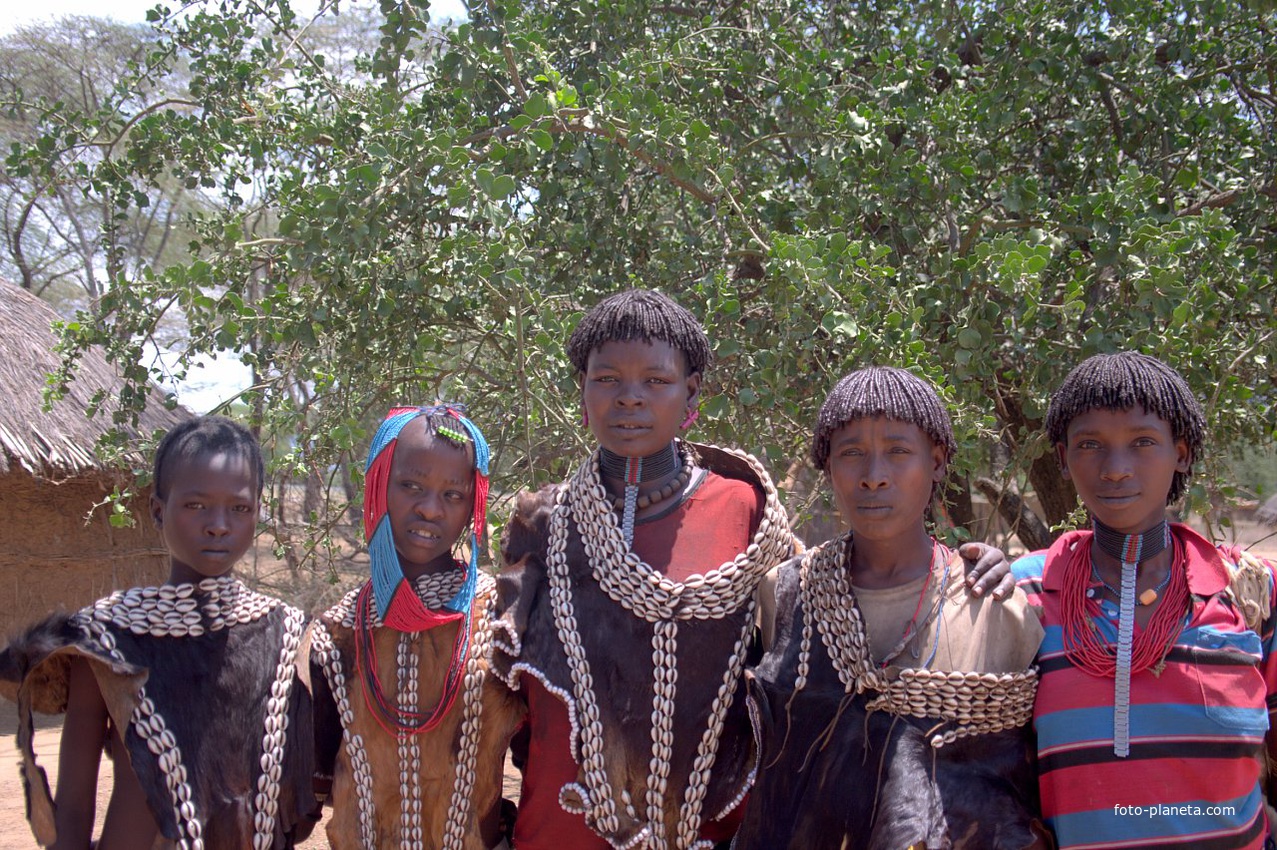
[1012,524,1277,849]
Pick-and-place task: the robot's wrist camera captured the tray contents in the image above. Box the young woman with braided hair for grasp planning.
[1011,351,1277,849]
[304,405,524,849]
[735,366,1047,850]
[491,292,1012,849]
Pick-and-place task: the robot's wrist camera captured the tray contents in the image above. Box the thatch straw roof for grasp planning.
[0,279,189,478]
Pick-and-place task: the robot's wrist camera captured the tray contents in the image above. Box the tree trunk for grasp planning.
[1027,449,1078,530]
[342,459,360,527]
[991,385,1079,539]
[973,477,1054,553]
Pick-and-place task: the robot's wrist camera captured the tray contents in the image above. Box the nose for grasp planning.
[206,507,231,536]
[860,452,889,490]
[615,378,645,407]
[414,491,446,520]
[1100,448,1134,481]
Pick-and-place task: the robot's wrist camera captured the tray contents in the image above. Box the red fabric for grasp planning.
[363,441,396,540]
[513,472,764,849]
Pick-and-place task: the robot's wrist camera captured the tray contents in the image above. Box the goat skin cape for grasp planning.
[492,443,795,848]
[0,602,315,849]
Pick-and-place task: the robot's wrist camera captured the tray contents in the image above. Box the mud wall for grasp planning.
[0,467,167,638]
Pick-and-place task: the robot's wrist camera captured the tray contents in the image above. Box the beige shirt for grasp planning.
[756,550,1043,674]
[855,551,1042,674]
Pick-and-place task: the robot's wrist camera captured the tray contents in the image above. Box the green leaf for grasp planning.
[530,129,554,152]
[957,327,982,349]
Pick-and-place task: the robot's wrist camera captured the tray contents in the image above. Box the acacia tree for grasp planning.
[0,17,210,309]
[23,0,1276,553]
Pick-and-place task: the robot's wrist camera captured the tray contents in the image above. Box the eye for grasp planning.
[1076,439,1100,450]
[1133,436,1157,447]
[446,490,467,502]
[185,501,204,510]
[232,504,253,513]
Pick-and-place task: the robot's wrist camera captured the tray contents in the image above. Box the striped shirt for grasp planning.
[1012,524,1277,849]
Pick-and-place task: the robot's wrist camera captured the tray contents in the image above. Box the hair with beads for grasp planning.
[153,415,264,500]
[362,404,491,631]
[1046,351,1204,503]
[810,366,957,475]
[566,288,713,376]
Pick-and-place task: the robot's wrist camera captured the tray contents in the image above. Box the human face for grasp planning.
[580,338,701,459]
[151,449,258,585]
[1057,406,1190,535]
[385,418,475,580]
[825,416,946,544]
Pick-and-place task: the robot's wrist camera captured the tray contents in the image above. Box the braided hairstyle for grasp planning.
[566,288,712,376]
[153,415,264,500]
[1046,351,1204,504]
[811,367,957,493]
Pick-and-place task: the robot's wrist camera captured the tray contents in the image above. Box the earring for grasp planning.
[581,407,589,427]
[680,407,699,430]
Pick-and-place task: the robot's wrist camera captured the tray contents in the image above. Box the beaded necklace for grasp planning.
[795,533,1038,748]
[1090,564,1171,607]
[604,446,694,513]
[548,443,792,848]
[312,573,497,850]
[1092,518,1171,606]
[1058,522,1188,757]
[852,547,949,670]
[599,442,684,545]
[354,576,469,737]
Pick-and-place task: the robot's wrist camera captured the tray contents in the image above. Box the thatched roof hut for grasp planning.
[0,279,190,635]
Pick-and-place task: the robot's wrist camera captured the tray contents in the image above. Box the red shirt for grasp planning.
[513,471,763,849]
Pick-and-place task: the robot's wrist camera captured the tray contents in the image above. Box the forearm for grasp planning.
[51,657,108,850]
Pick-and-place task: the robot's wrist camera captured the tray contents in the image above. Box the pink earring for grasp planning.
[581,408,589,427]
[680,407,699,430]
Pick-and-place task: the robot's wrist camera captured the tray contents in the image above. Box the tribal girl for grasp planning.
[1012,352,1277,848]
[0,415,316,850]
[306,406,523,849]
[492,289,797,849]
[735,366,1047,849]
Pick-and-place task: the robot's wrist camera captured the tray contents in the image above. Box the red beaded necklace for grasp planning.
[354,581,470,739]
[1059,531,1189,677]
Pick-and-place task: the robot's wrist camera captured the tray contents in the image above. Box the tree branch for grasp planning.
[1177,189,1243,217]
[973,476,1054,552]
[484,0,528,101]
[465,112,720,206]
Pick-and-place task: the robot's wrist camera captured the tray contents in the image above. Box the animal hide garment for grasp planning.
[0,597,315,849]
[492,444,796,848]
